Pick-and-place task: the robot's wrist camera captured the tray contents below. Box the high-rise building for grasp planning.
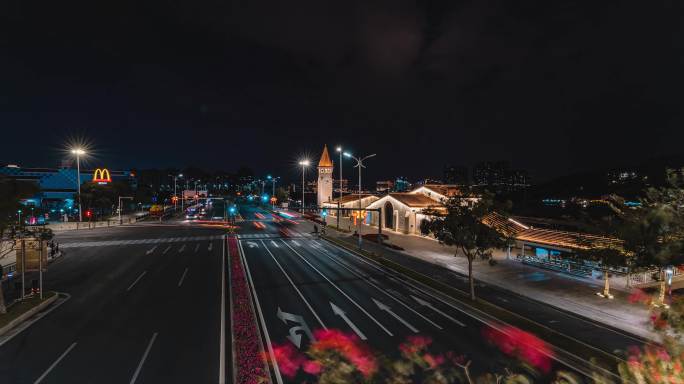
[376,180,394,193]
[317,145,334,206]
[473,161,529,190]
[443,165,469,185]
[394,177,411,192]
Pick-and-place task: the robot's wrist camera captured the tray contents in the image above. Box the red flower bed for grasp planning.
[229,236,267,384]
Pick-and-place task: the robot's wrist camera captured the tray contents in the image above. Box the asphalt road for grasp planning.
[234,204,605,383]
[0,216,227,383]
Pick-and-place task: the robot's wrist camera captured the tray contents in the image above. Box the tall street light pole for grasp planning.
[336,146,343,229]
[298,161,309,214]
[344,152,376,249]
[70,148,86,222]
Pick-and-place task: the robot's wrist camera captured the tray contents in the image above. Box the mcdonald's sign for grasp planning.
[93,168,112,184]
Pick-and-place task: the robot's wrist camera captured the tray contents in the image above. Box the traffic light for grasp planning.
[321,209,328,217]
[261,194,269,202]
[85,210,92,218]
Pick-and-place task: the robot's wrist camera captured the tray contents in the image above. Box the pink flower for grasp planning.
[483,325,554,373]
[423,353,445,369]
[311,329,378,378]
[302,360,322,375]
[271,343,305,378]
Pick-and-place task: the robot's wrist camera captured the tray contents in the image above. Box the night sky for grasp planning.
[1,1,683,184]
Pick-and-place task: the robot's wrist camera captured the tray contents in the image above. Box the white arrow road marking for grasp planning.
[34,342,77,384]
[208,242,213,252]
[127,271,147,291]
[247,241,259,248]
[281,240,393,336]
[277,307,315,349]
[194,243,200,253]
[292,240,301,247]
[162,245,172,255]
[178,268,188,287]
[330,302,367,340]
[178,244,186,253]
[313,245,442,330]
[260,241,326,329]
[411,295,466,327]
[270,240,279,248]
[372,298,419,333]
[145,246,157,255]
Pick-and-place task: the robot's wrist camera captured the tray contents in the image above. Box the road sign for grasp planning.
[16,238,47,273]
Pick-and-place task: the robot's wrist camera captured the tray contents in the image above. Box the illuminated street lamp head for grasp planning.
[267,175,272,180]
[299,160,310,166]
[343,152,352,158]
[178,173,183,178]
[70,148,86,155]
[336,146,342,152]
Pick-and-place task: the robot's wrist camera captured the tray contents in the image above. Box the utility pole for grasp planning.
[119,196,133,224]
[343,152,377,249]
[336,146,343,229]
[299,161,309,214]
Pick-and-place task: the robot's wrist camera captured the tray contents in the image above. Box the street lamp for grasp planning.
[70,148,86,222]
[17,209,22,227]
[267,175,280,209]
[298,160,310,214]
[336,146,343,229]
[343,152,377,249]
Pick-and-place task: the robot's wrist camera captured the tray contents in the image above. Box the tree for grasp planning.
[275,187,289,205]
[421,193,510,301]
[604,169,684,306]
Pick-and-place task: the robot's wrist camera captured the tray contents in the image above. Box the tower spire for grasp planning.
[318,144,333,167]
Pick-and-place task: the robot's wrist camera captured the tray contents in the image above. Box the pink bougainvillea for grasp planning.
[310,329,379,378]
[229,237,267,384]
[483,325,554,374]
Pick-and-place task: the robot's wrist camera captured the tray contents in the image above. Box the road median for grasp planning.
[0,291,57,337]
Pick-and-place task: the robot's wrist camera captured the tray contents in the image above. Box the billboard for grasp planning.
[93,168,112,184]
[15,239,48,273]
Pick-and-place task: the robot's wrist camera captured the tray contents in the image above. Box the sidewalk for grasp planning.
[321,219,657,341]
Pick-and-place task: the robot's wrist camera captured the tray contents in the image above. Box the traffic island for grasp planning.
[0,291,57,337]
[227,236,269,384]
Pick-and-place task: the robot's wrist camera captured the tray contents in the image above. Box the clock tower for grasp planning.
[317,145,334,207]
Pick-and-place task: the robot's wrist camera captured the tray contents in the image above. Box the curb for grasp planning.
[0,292,58,338]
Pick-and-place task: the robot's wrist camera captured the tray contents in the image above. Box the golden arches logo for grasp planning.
[93,168,112,183]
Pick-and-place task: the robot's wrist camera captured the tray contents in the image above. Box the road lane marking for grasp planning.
[208,242,213,252]
[178,244,186,253]
[33,342,77,384]
[127,271,147,291]
[220,236,226,384]
[281,240,393,336]
[277,308,316,348]
[270,240,279,248]
[260,241,327,329]
[292,240,301,246]
[321,240,622,381]
[330,302,367,340]
[0,293,71,348]
[310,242,443,330]
[372,298,419,333]
[411,295,466,327]
[178,268,189,287]
[194,243,200,253]
[238,240,283,384]
[162,245,172,255]
[129,332,158,384]
[145,246,157,255]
